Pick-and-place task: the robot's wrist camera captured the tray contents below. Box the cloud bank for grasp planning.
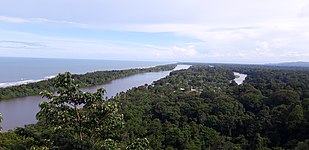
[0,0,309,63]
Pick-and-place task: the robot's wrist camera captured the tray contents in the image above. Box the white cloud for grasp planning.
[152,44,199,60]
[0,15,90,28]
[299,4,309,17]
[171,45,198,57]
[255,41,271,55]
[0,40,45,49]
[1,1,309,63]
[0,16,28,23]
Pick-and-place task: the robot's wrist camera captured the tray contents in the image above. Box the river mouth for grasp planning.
[0,65,190,132]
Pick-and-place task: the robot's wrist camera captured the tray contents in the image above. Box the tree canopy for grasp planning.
[1,64,309,149]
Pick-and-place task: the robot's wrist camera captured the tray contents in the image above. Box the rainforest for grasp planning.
[0,64,308,149]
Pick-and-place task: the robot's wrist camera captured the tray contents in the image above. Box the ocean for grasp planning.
[0,57,168,88]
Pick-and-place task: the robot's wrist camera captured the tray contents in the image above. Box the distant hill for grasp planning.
[267,61,309,67]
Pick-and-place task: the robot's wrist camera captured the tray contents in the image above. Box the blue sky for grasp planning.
[0,0,309,63]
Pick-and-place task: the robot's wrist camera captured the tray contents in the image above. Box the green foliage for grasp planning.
[36,72,124,149]
[270,90,301,107]
[295,139,309,150]
[0,113,2,131]
[116,65,309,149]
[0,131,35,150]
[1,64,309,149]
[252,133,270,150]
[117,66,244,149]
[126,138,150,150]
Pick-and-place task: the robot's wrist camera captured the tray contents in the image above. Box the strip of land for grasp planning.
[0,64,176,100]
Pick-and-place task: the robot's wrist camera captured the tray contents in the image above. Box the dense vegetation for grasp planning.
[0,64,308,149]
[115,65,309,149]
[0,64,176,100]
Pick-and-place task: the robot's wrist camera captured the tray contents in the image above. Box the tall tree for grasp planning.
[37,72,124,149]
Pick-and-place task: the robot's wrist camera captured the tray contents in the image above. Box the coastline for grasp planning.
[0,75,56,88]
[0,64,177,100]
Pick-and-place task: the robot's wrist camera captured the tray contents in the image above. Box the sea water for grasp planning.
[0,57,167,87]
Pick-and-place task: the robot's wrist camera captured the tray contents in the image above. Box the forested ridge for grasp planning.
[0,64,176,100]
[0,64,309,149]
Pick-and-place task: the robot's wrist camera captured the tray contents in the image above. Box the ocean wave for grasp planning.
[0,75,56,88]
[44,75,56,79]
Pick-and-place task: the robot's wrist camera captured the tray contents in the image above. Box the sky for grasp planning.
[0,0,309,63]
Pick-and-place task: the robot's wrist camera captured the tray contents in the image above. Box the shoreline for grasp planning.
[0,64,178,100]
[0,75,56,88]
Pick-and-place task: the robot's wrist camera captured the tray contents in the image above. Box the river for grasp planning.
[233,72,247,85]
[0,65,190,132]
